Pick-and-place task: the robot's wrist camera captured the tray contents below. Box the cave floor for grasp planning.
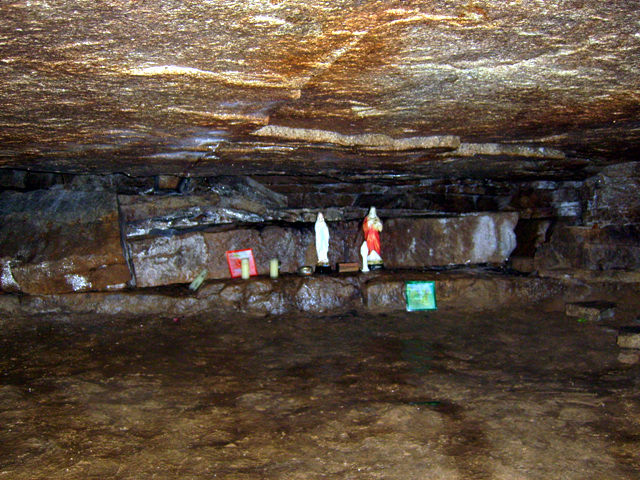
[1,306,639,480]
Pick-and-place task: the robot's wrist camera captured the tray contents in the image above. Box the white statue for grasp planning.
[315,212,330,267]
[360,241,370,272]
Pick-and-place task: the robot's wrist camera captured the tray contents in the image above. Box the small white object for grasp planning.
[65,274,91,292]
[270,258,279,279]
[315,212,330,265]
[241,258,250,279]
[368,250,383,263]
[360,241,369,272]
[189,269,208,292]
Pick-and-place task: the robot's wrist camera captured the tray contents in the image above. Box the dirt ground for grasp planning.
[0,305,639,479]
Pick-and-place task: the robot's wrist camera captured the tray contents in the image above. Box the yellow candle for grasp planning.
[241,258,250,279]
[270,258,279,279]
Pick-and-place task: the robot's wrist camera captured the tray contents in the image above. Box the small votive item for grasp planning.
[241,258,250,279]
[270,258,279,279]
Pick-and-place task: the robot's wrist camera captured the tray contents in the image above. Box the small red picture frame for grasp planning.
[226,249,258,278]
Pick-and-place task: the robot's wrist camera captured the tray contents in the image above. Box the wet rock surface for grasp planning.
[5,266,637,321]
[0,190,130,294]
[1,167,637,293]
[198,275,361,317]
[534,225,640,273]
[125,205,520,288]
[0,306,639,479]
[0,1,638,179]
[385,212,518,268]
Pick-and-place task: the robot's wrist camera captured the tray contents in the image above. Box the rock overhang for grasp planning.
[0,0,638,181]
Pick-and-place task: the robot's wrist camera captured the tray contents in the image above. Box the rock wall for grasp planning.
[127,220,366,288]
[0,190,130,294]
[0,182,522,291]
[126,212,519,288]
[535,225,640,274]
[535,162,640,276]
[582,162,640,227]
[268,177,582,219]
[384,213,519,268]
[3,174,600,292]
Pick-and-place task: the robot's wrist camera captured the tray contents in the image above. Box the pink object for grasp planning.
[226,249,258,278]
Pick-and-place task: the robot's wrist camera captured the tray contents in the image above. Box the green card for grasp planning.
[405,281,437,311]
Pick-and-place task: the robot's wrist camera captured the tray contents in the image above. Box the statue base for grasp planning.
[368,262,384,271]
[315,264,333,274]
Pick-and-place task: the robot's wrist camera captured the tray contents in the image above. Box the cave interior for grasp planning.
[1,2,640,477]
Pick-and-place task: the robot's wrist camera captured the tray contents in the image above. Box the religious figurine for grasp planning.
[360,240,370,273]
[315,212,332,273]
[362,206,383,270]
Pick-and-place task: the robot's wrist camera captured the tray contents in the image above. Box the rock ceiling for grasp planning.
[1,0,639,182]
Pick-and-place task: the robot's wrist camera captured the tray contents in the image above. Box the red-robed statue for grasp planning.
[361,206,383,270]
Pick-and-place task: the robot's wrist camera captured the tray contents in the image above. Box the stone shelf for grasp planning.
[4,268,633,320]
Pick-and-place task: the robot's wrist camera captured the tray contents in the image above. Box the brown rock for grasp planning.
[534,226,588,272]
[617,327,640,350]
[198,276,360,316]
[119,193,221,223]
[0,1,639,191]
[363,279,406,313]
[155,175,182,191]
[244,279,292,316]
[129,212,523,288]
[510,256,535,273]
[0,270,582,318]
[434,276,567,311]
[129,233,209,288]
[129,217,368,288]
[129,226,310,287]
[383,213,519,267]
[118,193,222,239]
[294,277,359,314]
[565,301,616,321]
[210,176,288,210]
[0,190,130,294]
[618,350,640,365]
[535,225,640,273]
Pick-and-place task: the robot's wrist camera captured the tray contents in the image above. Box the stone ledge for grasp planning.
[537,269,640,283]
[0,270,595,318]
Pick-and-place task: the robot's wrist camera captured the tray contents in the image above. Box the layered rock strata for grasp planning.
[124,212,520,288]
[534,225,640,275]
[0,190,130,294]
[0,270,577,318]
